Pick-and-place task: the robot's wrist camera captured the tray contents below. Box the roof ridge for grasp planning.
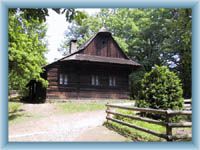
[44,27,134,68]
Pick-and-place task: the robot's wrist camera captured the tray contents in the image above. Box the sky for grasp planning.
[45,9,100,63]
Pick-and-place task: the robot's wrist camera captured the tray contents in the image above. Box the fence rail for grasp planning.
[183,99,192,110]
[106,103,192,141]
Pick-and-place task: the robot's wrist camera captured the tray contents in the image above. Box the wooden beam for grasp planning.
[106,117,167,140]
[168,122,192,128]
[166,110,192,116]
[184,99,192,103]
[106,104,167,114]
[166,113,173,141]
[172,134,192,140]
[106,110,167,126]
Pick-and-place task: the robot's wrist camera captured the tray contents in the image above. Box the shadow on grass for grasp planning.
[9,108,32,122]
[9,96,46,104]
[9,108,24,121]
[9,113,23,121]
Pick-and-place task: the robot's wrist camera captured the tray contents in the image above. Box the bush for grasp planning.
[136,65,184,111]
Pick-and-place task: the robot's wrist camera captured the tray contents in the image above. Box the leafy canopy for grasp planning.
[10,8,87,24]
[9,11,48,93]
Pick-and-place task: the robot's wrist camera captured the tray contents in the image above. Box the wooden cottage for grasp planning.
[28,27,141,101]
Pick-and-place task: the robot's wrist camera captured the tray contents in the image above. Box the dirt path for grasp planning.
[74,126,127,142]
[9,103,126,142]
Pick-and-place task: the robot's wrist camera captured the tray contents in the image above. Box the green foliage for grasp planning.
[135,100,149,108]
[114,109,135,121]
[9,8,87,24]
[9,102,43,124]
[60,8,191,98]
[9,11,48,94]
[9,102,21,113]
[164,9,192,98]
[136,65,184,111]
[129,68,145,99]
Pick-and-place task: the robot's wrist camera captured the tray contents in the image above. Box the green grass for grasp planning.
[104,109,166,141]
[104,121,165,141]
[9,102,22,113]
[9,102,43,125]
[57,102,106,114]
[9,102,26,124]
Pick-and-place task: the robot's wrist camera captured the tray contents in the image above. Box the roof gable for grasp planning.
[44,27,140,68]
[78,28,129,59]
[80,32,128,59]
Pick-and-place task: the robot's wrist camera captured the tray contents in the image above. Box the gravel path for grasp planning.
[9,103,126,142]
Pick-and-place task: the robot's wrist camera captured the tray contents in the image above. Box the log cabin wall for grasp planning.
[46,62,130,100]
[28,28,141,101]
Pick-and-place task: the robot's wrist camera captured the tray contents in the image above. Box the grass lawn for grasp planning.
[9,101,107,124]
[9,102,22,114]
[9,102,42,125]
[104,120,166,141]
[56,101,106,114]
[9,102,26,124]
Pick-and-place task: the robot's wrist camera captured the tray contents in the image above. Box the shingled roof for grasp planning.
[45,27,141,68]
[61,54,141,66]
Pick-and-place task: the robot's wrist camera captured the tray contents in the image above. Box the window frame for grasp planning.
[59,73,68,85]
[91,75,95,85]
[91,75,100,86]
[109,76,116,87]
[59,73,64,85]
[64,74,68,85]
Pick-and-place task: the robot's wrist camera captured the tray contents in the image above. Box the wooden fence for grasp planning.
[183,99,192,111]
[106,103,192,141]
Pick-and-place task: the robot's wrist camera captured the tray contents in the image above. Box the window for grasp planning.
[59,74,63,84]
[91,75,95,85]
[91,75,99,86]
[59,73,68,85]
[96,76,99,86]
[109,76,116,87]
[64,75,68,85]
[113,77,116,86]
[109,76,112,86]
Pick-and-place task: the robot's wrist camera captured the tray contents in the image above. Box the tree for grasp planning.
[9,8,87,24]
[8,8,88,96]
[8,11,48,94]
[59,8,192,98]
[162,9,192,98]
[136,65,184,110]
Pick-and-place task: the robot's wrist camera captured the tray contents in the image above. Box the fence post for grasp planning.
[166,110,173,141]
[106,102,110,122]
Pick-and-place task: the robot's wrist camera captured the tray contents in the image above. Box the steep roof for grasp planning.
[45,27,141,68]
[78,27,112,50]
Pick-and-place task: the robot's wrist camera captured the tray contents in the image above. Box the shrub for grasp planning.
[136,65,184,111]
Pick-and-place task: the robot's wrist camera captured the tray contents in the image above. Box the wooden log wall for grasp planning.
[46,62,131,99]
